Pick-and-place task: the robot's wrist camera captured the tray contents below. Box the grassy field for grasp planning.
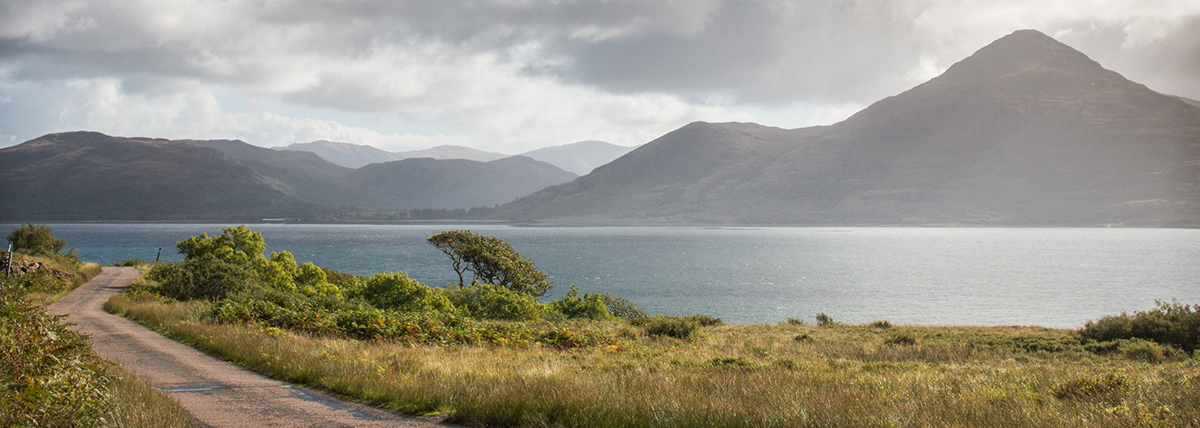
[108,290,1200,428]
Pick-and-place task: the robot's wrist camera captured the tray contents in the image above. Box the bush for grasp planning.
[148,253,257,300]
[1051,373,1129,402]
[361,271,454,313]
[635,315,701,339]
[0,287,111,427]
[1119,338,1185,363]
[6,223,67,257]
[547,285,616,321]
[869,320,894,329]
[816,312,836,326]
[786,317,805,326]
[688,314,724,327]
[442,281,543,321]
[592,292,647,321]
[1080,300,1200,353]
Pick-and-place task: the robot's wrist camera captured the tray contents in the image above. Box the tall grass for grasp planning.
[107,292,1200,428]
[1,259,192,428]
[105,365,193,428]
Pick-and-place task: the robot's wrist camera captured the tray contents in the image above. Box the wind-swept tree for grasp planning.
[428,230,552,297]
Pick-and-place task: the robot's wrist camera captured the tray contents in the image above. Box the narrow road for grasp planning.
[48,267,451,428]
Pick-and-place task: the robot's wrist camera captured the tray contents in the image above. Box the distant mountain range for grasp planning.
[276,139,633,175]
[495,30,1200,226]
[521,141,636,175]
[0,134,576,220]
[276,141,509,168]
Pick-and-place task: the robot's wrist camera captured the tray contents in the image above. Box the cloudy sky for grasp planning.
[1,1,1198,153]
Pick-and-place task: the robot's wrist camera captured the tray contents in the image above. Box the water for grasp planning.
[7,223,1198,328]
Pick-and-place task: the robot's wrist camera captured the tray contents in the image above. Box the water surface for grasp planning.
[11,223,1197,327]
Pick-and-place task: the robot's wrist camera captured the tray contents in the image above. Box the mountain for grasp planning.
[0,132,321,220]
[185,139,355,208]
[495,30,1200,226]
[520,141,635,175]
[0,132,579,220]
[277,140,509,168]
[392,145,509,163]
[276,140,401,169]
[338,156,577,210]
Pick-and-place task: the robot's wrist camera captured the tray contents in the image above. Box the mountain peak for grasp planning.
[936,29,1114,87]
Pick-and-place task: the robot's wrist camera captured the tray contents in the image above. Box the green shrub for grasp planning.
[816,312,836,326]
[972,333,1083,354]
[3,269,63,293]
[869,320,894,329]
[786,317,805,326]
[6,223,67,257]
[688,314,724,327]
[0,287,111,427]
[635,315,701,339]
[442,281,543,321]
[547,285,616,321]
[793,333,814,342]
[592,292,647,321]
[148,253,257,300]
[1081,300,1200,353]
[1051,373,1129,402]
[1119,338,1185,363]
[361,271,454,313]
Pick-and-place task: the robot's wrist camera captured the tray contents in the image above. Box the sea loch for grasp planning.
[12,223,1198,328]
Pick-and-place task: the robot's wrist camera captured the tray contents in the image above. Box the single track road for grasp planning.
[48,267,453,428]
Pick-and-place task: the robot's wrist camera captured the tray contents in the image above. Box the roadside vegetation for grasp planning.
[102,225,1200,427]
[1,223,192,428]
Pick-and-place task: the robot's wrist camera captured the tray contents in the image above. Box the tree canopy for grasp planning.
[6,223,67,256]
[428,230,552,297]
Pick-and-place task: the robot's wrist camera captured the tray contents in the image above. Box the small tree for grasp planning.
[7,223,67,256]
[428,230,552,297]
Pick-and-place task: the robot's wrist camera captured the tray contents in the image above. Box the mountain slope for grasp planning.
[186,139,354,208]
[496,30,1200,226]
[520,141,635,175]
[339,156,577,210]
[393,145,510,163]
[0,132,321,220]
[277,140,509,168]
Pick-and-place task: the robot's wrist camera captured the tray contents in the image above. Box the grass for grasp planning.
[1,255,192,428]
[107,291,1200,428]
[105,364,194,428]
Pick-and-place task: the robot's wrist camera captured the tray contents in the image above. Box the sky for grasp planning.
[1,1,1198,154]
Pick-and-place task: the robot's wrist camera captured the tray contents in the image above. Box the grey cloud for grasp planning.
[3,0,1199,116]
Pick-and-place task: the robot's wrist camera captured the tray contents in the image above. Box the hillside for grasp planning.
[495,30,1200,226]
[277,140,509,168]
[339,156,577,210]
[520,141,635,175]
[0,133,580,220]
[186,139,355,208]
[0,132,321,220]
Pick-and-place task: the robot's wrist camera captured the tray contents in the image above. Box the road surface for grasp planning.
[48,267,452,428]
